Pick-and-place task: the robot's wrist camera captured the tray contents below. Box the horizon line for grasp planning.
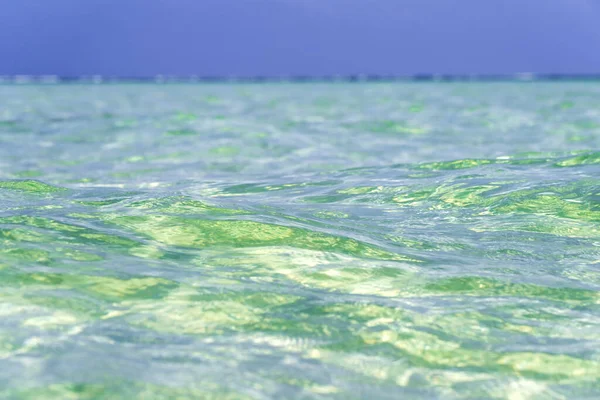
[2,73,600,84]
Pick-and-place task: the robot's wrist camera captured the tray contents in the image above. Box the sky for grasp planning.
[1,0,600,77]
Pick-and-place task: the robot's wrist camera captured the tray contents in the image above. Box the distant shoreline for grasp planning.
[2,73,600,84]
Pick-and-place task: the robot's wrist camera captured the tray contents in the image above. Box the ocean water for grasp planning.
[0,82,599,399]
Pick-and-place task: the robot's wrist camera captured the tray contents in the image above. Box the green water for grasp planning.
[0,83,599,399]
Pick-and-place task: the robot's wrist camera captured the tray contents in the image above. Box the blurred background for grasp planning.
[1,0,600,78]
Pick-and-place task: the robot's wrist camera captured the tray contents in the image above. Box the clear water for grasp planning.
[1,83,599,399]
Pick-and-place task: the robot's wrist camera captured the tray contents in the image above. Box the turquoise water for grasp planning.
[1,82,599,399]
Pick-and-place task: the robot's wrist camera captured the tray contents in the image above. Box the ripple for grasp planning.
[1,82,600,398]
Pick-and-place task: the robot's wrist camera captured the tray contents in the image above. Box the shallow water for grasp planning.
[1,82,599,399]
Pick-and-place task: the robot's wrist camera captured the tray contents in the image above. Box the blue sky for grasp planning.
[2,0,599,76]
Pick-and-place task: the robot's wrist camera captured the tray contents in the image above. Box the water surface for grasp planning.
[1,82,599,399]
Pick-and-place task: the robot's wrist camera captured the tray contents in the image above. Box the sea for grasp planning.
[1,81,599,399]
